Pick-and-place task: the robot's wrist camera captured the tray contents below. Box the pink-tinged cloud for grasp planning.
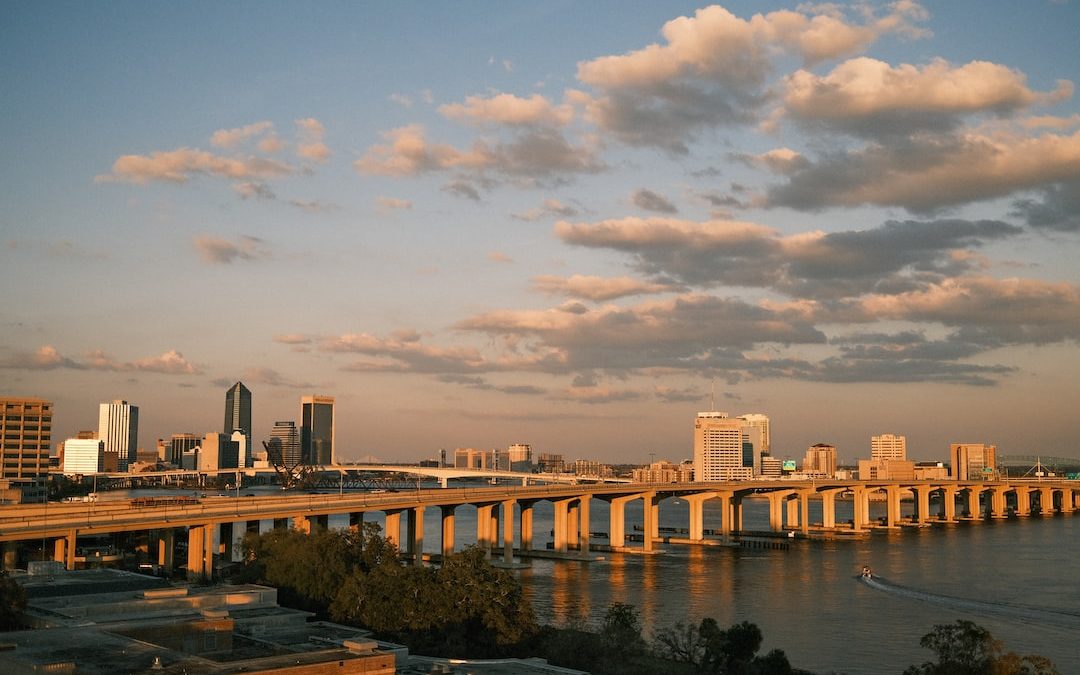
[513,198,578,221]
[551,386,642,404]
[487,251,513,263]
[0,345,82,370]
[376,196,412,212]
[531,274,675,301]
[273,334,312,345]
[783,57,1072,132]
[99,148,292,184]
[210,121,275,149]
[1,345,201,375]
[193,235,270,264]
[295,118,331,162]
[439,93,573,127]
[321,332,491,374]
[132,350,201,375]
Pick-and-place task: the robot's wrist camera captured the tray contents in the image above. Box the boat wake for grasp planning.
[860,575,1080,629]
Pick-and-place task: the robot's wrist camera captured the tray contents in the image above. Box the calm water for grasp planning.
[110,487,1080,673]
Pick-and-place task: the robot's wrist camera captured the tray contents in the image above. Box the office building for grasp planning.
[803,443,838,478]
[950,443,997,480]
[98,400,138,472]
[167,433,199,466]
[737,413,769,475]
[300,395,335,465]
[1,397,53,480]
[190,433,241,471]
[267,421,301,467]
[62,438,104,475]
[694,412,753,482]
[858,459,915,480]
[223,381,252,437]
[633,460,694,483]
[871,434,906,461]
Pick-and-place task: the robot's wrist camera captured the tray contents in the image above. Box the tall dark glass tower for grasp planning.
[300,395,334,465]
[224,382,252,437]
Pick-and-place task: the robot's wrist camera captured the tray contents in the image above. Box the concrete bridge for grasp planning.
[2,479,1077,578]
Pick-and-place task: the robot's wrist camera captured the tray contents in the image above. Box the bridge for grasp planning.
[3,478,1076,578]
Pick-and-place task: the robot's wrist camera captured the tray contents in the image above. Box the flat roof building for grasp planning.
[0,397,52,481]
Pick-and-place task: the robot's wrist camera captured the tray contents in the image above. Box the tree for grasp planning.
[904,620,1059,675]
[0,570,26,631]
[653,620,707,666]
[602,602,647,655]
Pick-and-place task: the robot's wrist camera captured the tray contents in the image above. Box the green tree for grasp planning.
[602,602,647,655]
[653,620,706,666]
[0,570,26,631]
[904,620,1059,675]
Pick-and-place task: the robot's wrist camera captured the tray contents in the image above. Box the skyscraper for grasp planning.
[950,443,997,480]
[0,397,53,480]
[804,443,838,477]
[693,411,752,482]
[99,399,138,472]
[267,421,301,466]
[300,395,335,465]
[224,382,252,437]
[871,434,906,461]
[737,413,770,475]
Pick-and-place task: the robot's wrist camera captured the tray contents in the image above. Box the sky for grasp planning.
[3,1,1080,466]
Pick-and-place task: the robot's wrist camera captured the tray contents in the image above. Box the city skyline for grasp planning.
[3,2,1080,463]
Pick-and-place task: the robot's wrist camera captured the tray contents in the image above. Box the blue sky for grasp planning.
[3,1,1080,464]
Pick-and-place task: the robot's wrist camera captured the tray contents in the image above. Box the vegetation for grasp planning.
[237,528,1056,674]
[904,620,1059,675]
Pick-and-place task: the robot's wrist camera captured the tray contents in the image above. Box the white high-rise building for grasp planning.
[803,443,837,478]
[99,400,138,472]
[738,413,770,475]
[62,438,104,476]
[871,434,906,461]
[693,412,752,482]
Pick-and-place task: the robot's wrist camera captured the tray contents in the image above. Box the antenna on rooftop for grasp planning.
[710,379,716,411]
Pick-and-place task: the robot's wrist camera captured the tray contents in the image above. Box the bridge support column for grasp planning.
[990,487,1009,519]
[348,513,363,533]
[1062,490,1075,513]
[158,529,175,572]
[608,496,633,547]
[642,492,656,552]
[786,496,799,529]
[475,504,495,555]
[885,485,902,528]
[567,502,580,547]
[914,486,933,524]
[552,499,571,553]
[520,501,534,552]
[1014,487,1031,516]
[501,499,516,563]
[187,525,213,580]
[408,506,424,565]
[685,493,710,540]
[53,537,67,567]
[384,510,402,550]
[851,487,869,531]
[730,494,744,533]
[440,506,455,558]
[820,489,842,529]
[1039,487,1055,515]
[228,522,246,562]
[799,489,811,534]
[577,496,590,556]
[941,486,958,522]
[767,491,793,532]
[259,519,274,534]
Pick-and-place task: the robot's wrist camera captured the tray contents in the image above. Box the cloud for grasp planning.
[210,121,275,149]
[98,148,292,184]
[781,57,1072,137]
[273,334,312,345]
[631,188,678,214]
[288,198,338,213]
[531,274,675,301]
[436,374,545,396]
[376,196,413,212]
[443,180,482,201]
[1,345,201,375]
[550,387,643,404]
[762,128,1080,212]
[233,181,276,200]
[321,333,492,374]
[193,235,270,264]
[295,118,331,162]
[1010,182,1080,232]
[513,198,579,221]
[389,93,414,108]
[355,124,604,183]
[487,251,513,263]
[439,93,573,127]
[234,366,316,389]
[575,2,928,151]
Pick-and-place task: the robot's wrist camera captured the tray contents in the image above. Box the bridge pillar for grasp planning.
[940,486,958,522]
[799,489,811,534]
[913,485,933,524]
[53,537,67,567]
[384,510,402,550]
[684,493,711,540]
[964,487,983,519]
[520,501,534,552]
[228,522,246,562]
[1061,489,1075,513]
[851,486,869,531]
[158,529,175,572]
[1013,487,1031,517]
[607,495,634,546]
[642,491,657,552]
[785,495,799,529]
[348,513,363,533]
[766,490,793,532]
[187,525,213,580]
[731,494,744,533]
[577,496,591,556]
[440,506,455,558]
[567,502,580,546]
[408,506,424,565]
[989,487,1009,519]
[552,499,571,553]
[885,485,902,528]
[475,504,495,555]
[1039,487,1055,515]
[502,499,516,563]
[819,489,843,529]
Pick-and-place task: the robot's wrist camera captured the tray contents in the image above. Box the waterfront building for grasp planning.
[223,381,252,437]
[858,458,915,480]
[573,459,612,478]
[300,394,334,465]
[0,397,53,481]
[98,399,138,472]
[167,433,199,466]
[803,443,838,478]
[950,443,997,480]
[694,412,753,481]
[738,413,770,475]
[914,461,950,480]
[537,453,565,473]
[759,455,782,478]
[454,447,489,469]
[871,434,906,461]
[633,460,694,483]
[193,433,241,471]
[267,421,301,467]
[62,438,103,475]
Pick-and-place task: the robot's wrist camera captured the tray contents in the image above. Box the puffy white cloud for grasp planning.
[376,196,413,212]
[233,181,275,200]
[531,274,676,301]
[295,118,331,162]
[321,332,492,374]
[631,188,678,214]
[439,93,573,127]
[133,350,201,375]
[1,345,201,375]
[210,121,275,149]
[98,148,292,184]
[512,198,579,221]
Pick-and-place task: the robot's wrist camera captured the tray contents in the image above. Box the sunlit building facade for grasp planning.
[98,399,138,472]
[871,434,906,461]
[803,443,837,478]
[301,395,335,465]
[950,443,997,480]
[694,412,752,482]
[1,397,53,480]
